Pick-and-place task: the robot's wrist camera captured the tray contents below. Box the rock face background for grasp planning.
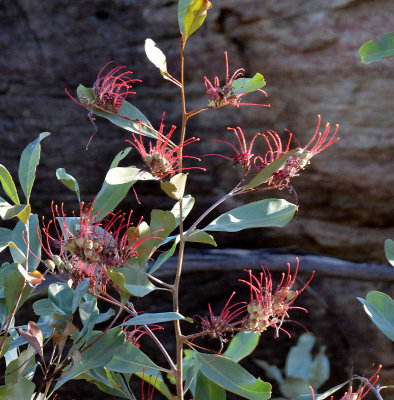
[0,0,393,262]
[1,0,394,398]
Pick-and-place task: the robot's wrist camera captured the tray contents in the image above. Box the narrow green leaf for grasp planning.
[77,85,159,139]
[106,340,165,375]
[384,239,394,267]
[195,371,226,400]
[72,279,90,313]
[160,173,187,200]
[358,291,394,341]
[2,204,31,224]
[54,328,125,390]
[203,199,297,232]
[359,32,394,64]
[224,332,260,362]
[18,132,50,203]
[231,73,266,95]
[92,148,134,218]
[243,149,299,190]
[4,269,30,313]
[0,164,19,204]
[0,195,12,220]
[145,38,167,74]
[178,0,190,36]
[121,312,184,326]
[149,239,177,274]
[10,214,41,271]
[294,380,349,400]
[105,166,155,185]
[184,0,212,41]
[136,372,174,399]
[197,352,271,400]
[56,168,81,204]
[186,230,217,247]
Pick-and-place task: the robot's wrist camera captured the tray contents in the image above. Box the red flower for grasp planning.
[66,61,140,113]
[127,117,204,181]
[196,292,248,342]
[122,316,164,348]
[40,202,161,291]
[205,126,261,175]
[204,52,269,108]
[267,116,339,188]
[239,258,314,337]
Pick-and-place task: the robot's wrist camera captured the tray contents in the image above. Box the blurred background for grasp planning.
[1,0,393,398]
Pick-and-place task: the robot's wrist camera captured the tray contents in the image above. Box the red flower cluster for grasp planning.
[41,202,161,291]
[128,117,204,181]
[204,52,269,108]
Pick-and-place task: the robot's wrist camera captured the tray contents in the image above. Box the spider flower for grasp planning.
[205,126,261,175]
[204,52,269,108]
[127,118,204,181]
[239,258,314,337]
[40,202,161,291]
[311,365,381,400]
[66,61,140,113]
[268,116,339,188]
[122,316,164,348]
[196,292,248,341]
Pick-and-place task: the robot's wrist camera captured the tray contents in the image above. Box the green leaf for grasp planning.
[0,196,11,220]
[231,73,266,95]
[77,85,159,139]
[358,291,394,341]
[384,239,394,267]
[72,279,90,313]
[54,328,125,390]
[359,32,394,64]
[5,347,36,385]
[285,333,315,380]
[92,148,134,217]
[224,332,260,362]
[136,372,174,400]
[105,166,156,185]
[203,199,297,232]
[56,168,81,204]
[160,173,187,200]
[108,267,157,298]
[145,38,167,75]
[4,269,30,313]
[106,340,165,375]
[243,149,299,190]
[294,380,349,400]
[196,352,271,400]
[253,359,283,384]
[0,164,19,204]
[195,371,226,400]
[10,214,41,271]
[186,230,217,247]
[2,204,31,224]
[48,282,75,316]
[183,0,212,41]
[149,238,178,274]
[18,132,50,203]
[0,228,19,254]
[309,347,330,389]
[170,194,195,227]
[280,377,311,398]
[120,312,184,326]
[0,377,36,400]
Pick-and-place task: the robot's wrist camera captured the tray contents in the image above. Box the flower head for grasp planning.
[268,116,339,188]
[239,258,314,337]
[122,316,164,348]
[196,292,247,342]
[40,202,161,291]
[127,117,204,181]
[204,52,269,108]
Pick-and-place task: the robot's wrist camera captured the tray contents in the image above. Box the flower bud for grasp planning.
[45,259,56,271]
[52,255,63,266]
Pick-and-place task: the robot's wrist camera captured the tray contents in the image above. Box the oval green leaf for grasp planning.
[18,132,50,203]
[160,173,187,200]
[384,239,394,267]
[183,0,212,41]
[359,32,394,64]
[186,230,217,247]
[105,166,155,185]
[231,73,266,95]
[195,371,226,400]
[224,331,260,363]
[358,291,394,341]
[2,204,31,224]
[0,164,19,204]
[196,352,271,400]
[145,38,167,74]
[203,199,297,232]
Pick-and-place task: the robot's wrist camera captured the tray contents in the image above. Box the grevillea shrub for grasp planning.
[0,2,389,400]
